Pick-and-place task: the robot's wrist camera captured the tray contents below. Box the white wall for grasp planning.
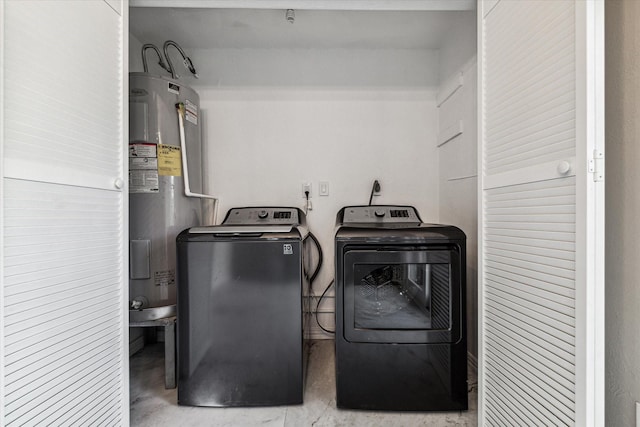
[190,48,439,87]
[437,11,476,83]
[437,59,477,362]
[199,86,439,336]
[437,12,477,362]
[129,33,144,73]
[605,0,640,425]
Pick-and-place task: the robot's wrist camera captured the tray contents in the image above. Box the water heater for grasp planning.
[128,72,204,322]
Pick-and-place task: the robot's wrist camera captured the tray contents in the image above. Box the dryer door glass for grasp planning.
[354,263,451,330]
[343,247,461,344]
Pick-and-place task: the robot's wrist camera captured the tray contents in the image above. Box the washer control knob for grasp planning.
[258,210,269,219]
[374,209,386,218]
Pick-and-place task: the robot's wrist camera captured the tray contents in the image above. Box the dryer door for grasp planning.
[343,247,462,344]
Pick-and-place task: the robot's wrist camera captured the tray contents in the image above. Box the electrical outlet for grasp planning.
[319,181,329,196]
[302,182,312,198]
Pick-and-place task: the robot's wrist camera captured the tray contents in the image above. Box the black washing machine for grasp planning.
[176,207,312,407]
[334,205,467,411]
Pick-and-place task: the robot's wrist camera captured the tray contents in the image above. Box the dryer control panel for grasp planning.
[341,205,421,224]
[223,207,302,225]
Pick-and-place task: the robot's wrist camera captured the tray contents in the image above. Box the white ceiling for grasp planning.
[129,7,476,50]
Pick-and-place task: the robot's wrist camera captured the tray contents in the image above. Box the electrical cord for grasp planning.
[303,230,334,334]
[315,279,335,334]
[304,190,312,214]
[305,232,323,284]
[368,179,381,205]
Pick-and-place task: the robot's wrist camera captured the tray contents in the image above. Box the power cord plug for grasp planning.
[305,190,312,212]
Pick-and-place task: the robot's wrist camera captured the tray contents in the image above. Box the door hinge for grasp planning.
[588,150,604,182]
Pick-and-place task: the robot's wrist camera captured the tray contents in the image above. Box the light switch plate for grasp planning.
[319,181,329,196]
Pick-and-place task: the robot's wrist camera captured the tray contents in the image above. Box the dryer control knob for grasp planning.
[374,209,386,218]
[258,210,269,219]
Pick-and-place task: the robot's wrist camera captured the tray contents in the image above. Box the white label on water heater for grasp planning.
[129,143,159,193]
[185,99,198,125]
[130,157,157,170]
[129,142,157,158]
[154,270,175,287]
[129,170,159,193]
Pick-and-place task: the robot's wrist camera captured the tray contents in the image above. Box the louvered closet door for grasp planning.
[478,1,604,426]
[1,1,128,425]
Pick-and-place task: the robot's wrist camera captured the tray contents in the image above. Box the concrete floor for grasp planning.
[130,340,478,426]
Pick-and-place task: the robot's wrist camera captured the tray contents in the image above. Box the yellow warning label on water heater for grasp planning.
[157,145,182,176]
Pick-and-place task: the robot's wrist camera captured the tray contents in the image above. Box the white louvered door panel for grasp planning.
[1,1,128,425]
[478,1,604,426]
[3,181,124,426]
[3,1,123,191]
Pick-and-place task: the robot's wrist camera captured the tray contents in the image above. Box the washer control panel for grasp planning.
[223,207,301,225]
[341,205,420,224]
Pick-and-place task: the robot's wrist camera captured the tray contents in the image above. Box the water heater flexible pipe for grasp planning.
[142,43,170,74]
[175,102,218,203]
[164,40,198,80]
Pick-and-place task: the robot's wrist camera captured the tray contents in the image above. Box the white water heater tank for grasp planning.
[128,72,203,322]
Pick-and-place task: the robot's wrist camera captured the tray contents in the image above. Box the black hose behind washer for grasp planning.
[305,232,323,284]
[315,279,335,334]
[303,232,334,334]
